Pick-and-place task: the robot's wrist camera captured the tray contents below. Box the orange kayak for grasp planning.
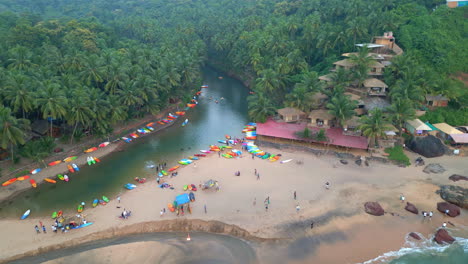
[29,179,37,188]
[67,164,75,173]
[17,175,31,181]
[63,156,77,162]
[187,104,196,108]
[175,111,185,116]
[168,166,180,172]
[84,147,98,153]
[146,122,155,127]
[44,178,56,184]
[2,178,17,186]
[48,160,62,166]
[94,157,101,162]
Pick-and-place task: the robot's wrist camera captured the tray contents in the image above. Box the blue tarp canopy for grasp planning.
[175,193,190,205]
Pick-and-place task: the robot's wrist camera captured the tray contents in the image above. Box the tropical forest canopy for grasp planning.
[0,0,467,156]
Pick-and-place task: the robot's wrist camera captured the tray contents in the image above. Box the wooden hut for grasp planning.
[277,107,305,123]
[425,95,448,108]
[308,109,335,128]
[364,78,388,96]
[405,119,432,136]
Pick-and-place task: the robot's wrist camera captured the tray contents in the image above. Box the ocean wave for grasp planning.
[358,233,468,264]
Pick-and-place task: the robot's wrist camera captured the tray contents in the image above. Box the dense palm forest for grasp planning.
[0,0,467,161]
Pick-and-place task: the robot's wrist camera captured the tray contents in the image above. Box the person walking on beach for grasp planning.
[254,169,257,175]
[257,173,260,180]
[296,205,300,213]
[35,225,40,234]
[429,211,433,220]
[325,182,330,190]
[294,191,297,200]
[39,221,43,229]
[400,194,405,203]
[310,222,314,229]
[117,196,121,203]
[252,154,255,159]
[42,225,46,233]
[253,198,256,206]
[204,204,207,214]
[218,152,221,157]
[160,209,164,217]
[422,211,427,220]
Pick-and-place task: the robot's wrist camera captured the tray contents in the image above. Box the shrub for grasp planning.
[315,129,328,142]
[385,146,410,166]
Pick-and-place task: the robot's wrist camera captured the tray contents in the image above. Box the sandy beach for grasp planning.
[0,145,467,263]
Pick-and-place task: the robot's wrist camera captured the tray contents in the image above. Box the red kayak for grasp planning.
[2,178,17,186]
[67,164,75,173]
[194,154,206,157]
[48,160,62,166]
[168,166,180,172]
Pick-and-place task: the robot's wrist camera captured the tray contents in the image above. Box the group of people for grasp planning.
[34,216,88,234]
[121,209,131,219]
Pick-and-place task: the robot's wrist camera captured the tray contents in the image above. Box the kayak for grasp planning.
[168,166,180,172]
[48,160,62,166]
[92,199,98,207]
[57,174,65,181]
[64,175,69,182]
[29,179,37,188]
[57,211,63,217]
[182,119,188,127]
[200,150,211,153]
[64,156,77,162]
[122,137,132,143]
[158,172,164,177]
[157,121,165,125]
[67,165,75,173]
[194,154,206,157]
[146,122,155,127]
[77,204,84,213]
[187,103,196,108]
[2,178,17,186]
[222,154,232,158]
[124,183,137,190]
[102,196,110,203]
[188,156,199,160]
[201,85,208,88]
[51,211,58,219]
[175,111,185,116]
[196,91,202,95]
[280,159,293,164]
[87,157,92,165]
[99,200,107,205]
[30,168,41,175]
[94,157,101,162]
[17,175,30,181]
[269,155,280,162]
[44,178,56,184]
[146,126,154,131]
[21,209,31,220]
[72,164,80,171]
[72,222,93,229]
[134,177,146,183]
[99,142,110,148]
[129,133,139,138]
[91,157,96,164]
[84,147,98,153]
[161,170,168,176]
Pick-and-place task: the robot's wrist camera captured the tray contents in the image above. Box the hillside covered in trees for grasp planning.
[0,0,467,159]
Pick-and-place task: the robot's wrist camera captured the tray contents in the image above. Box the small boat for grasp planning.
[57,210,63,217]
[87,157,92,165]
[64,156,77,162]
[158,172,164,177]
[94,157,101,162]
[16,175,30,181]
[168,166,180,172]
[187,103,196,108]
[222,154,232,159]
[84,147,98,153]
[196,91,202,95]
[161,170,168,176]
[30,168,41,175]
[175,111,185,116]
[99,142,110,148]
[280,159,293,164]
[146,126,154,131]
[201,84,208,88]
[57,174,65,181]
[194,154,206,157]
[72,163,80,171]
[129,133,139,138]
[99,199,107,205]
[68,164,75,173]
[89,157,96,164]
[64,175,69,182]
[186,233,191,241]
[92,199,98,207]
[21,209,31,220]
[146,122,155,127]
[182,119,189,127]
[29,179,37,188]
[134,177,146,183]
[157,121,165,125]
[44,178,56,184]
[200,150,211,153]
[188,156,199,160]
[72,222,93,229]
[125,183,137,190]
[48,160,62,166]
[77,204,84,213]
[51,211,58,219]
[122,137,132,143]
[102,196,110,203]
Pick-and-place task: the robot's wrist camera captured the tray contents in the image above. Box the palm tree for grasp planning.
[3,74,35,118]
[326,94,357,127]
[348,46,374,89]
[247,93,276,123]
[0,105,30,160]
[358,109,392,148]
[37,83,68,136]
[387,98,416,136]
[329,67,351,88]
[67,98,96,144]
[389,80,424,107]
[7,45,36,71]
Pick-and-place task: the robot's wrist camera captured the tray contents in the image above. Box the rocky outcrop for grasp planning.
[340,160,348,165]
[436,202,461,217]
[364,202,384,216]
[408,135,447,158]
[434,229,455,244]
[409,232,421,240]
[449,174,468,182]
[405,202,419,215]
[423,163,446,174]
[438,185,468,209]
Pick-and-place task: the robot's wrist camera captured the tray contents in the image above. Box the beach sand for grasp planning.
[0,146,467,263]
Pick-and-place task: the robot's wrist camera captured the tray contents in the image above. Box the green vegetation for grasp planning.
[358,109,393,148]
[385,146,410,166]
[420,107,468,126]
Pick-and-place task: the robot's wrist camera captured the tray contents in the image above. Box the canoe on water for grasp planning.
[124,183,137,190]
[64,156,77,162]
[84,147,98,153]
[17,175,30,181]
[48,160,62,166]
[21,209,31,220]
[68,164,75,173]
[92,199,99,207]
[99,142,110,148]
[44,178,56,184]
[182,119,189,127]
[29,179,37,188]
[200,150,211,153]
[64,175,69,182]
[30,168,41,175]
[72,164,80,171]
[2,178,17,186]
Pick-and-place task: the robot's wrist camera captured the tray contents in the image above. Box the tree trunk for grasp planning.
[10,142,14,163]
[50,119,53,138]
[70,122,79,145]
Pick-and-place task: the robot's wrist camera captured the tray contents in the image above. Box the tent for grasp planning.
[175,194,190,205]
[202,179,219,190]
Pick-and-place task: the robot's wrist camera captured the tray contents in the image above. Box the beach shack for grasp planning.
[308,109,335,128]
[405,119,432,136]
[450,134,468,146]
[433,123,463,140]
[425,95,449,108]
[364,78,388,96]
[311,92,328,108]
[343,116,361,136]
[277,107,305,123]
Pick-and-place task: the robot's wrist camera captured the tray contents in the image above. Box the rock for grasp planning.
[405,202,419,215]
[438,185,468,209]
[364,202,384,216]
[355,159,362,166]
[423,163,446,174]
[434,229,455,244]
[409,232,421,240]
[436,202,461,217]
[340,159,348,165]
[449,174,468,182]
[408,135,447,158]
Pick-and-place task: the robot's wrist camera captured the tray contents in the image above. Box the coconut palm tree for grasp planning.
[348,46,374,89]
[3,74,35,118]
[7,45,36,71]
[358,109,392,148]
[326,94,357,127]
[247,93,276,123]
[387,98,416,136]
[0,105,30,160]
[67,96,96,144]
[36,83,68,136]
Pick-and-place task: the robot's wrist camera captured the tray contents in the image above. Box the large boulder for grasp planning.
[409,232,421,240]
[434,229,455,244]
[364,202,384,216]
[423,163,446,174]
[449,174,468,182]
[408,135,447,158]
[405,202,419,215]
[436,202,461,217]
[438,185,468,209]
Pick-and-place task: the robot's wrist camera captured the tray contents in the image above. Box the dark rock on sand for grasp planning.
[434,229,455,244]
[436,202,460,217]
[408,135,447,158]
[340,160,348,165]
[438,185,468,209]
[364,202,384,216]
[449,174,468,182]
[423,163,446,174]
[409,232,421,240]
[405,202,419,215]
[355,159,362,166]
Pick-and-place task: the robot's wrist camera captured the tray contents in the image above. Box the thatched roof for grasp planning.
[31,120,49,135]
[363,78,387,88]
[333,59,355,67]
[345,116,360,128]
[318,74,333,82]
[344,92,361,101]
[277,107,305,117]
[425,94,448,101]
[309,109,335,120]
[312,92,328,101]
[354,108,367,116]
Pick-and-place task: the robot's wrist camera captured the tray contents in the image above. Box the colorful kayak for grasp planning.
[77,204,84,213]
[57,210,63,217]
[194,154,206,157]
[200,150,211,153]
[64,175,69,182]
[102,196,110,203]
[64,156,77,162]
[17,175,30,181]
[188,156,199,160]
[99,142,110,148]
[72,164,80,171]
[48,160,62,166]
[30,168,41,175]
[94,157,101,162]
[175,111,185,116]
[2,178,17,186]
[280,159,293,164]
[124,183,137,190]
[129,133,139,138]
[99,200,107,205]
[44,178,56,184]
[29,179,37,188]
[72,222,93,229]
[122,137,132,143]
[182,119,189,127]
[51,211,58,219]
[57,174,65,181]
[161,170,168,176]
[21,209,31,220]
[84,147,98,153]
[168,166,180,172]
[92,199,99,207]
[68,164,75,173]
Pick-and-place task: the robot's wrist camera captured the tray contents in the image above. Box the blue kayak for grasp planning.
[21,209,31,220]
[72,222,93,229]
[124,183,137,190]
